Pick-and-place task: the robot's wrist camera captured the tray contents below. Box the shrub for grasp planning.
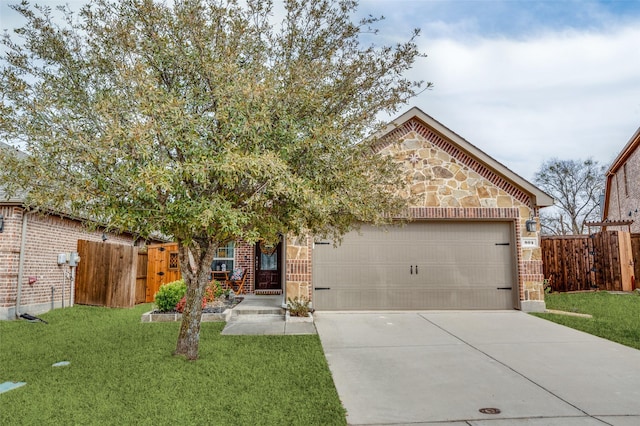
[207,281,225,301]
[175,281,222,313]
[287,296,311,317]
[154,280,187,312]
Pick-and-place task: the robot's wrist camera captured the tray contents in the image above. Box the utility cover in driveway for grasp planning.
[312,221,516,310]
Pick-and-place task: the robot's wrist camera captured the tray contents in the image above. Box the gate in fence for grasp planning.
[541,231,635,292]
[145,243,180,302]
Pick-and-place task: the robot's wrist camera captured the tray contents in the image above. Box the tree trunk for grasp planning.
[173,240,217,360]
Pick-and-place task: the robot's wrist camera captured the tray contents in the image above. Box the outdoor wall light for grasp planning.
[525,219,537,233]
[0,214,4,233]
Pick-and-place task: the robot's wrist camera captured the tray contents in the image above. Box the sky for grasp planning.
[2,0,640,181]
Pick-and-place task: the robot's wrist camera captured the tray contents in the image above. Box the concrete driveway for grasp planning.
[314,311,640,425]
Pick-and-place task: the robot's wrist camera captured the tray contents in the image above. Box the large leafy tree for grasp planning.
[0,0,427,359]
[533,158,605,235]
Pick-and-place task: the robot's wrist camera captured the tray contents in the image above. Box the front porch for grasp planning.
[221,294,316,335]
[141,294,316,335]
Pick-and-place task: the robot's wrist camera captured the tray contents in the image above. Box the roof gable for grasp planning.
[372,107,553,208]
[606,127,640,176]
[602,126,640,220]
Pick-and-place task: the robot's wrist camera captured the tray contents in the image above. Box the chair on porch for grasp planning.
[211,270,229,283]
[227,267,247,295]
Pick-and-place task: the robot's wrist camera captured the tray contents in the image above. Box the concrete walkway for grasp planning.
[220,295,317,335]
[314,311,640,425]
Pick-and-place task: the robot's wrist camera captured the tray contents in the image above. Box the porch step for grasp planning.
[254,289,282,295]
[225,295,286,323]
[229,314,285,323]
[229,307,285,322]
[232,306,284,316]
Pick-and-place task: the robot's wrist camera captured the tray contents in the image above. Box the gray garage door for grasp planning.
[312,221,517,310]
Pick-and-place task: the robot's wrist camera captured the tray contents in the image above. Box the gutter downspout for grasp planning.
[69,265,77,307]
[15,210,33,318]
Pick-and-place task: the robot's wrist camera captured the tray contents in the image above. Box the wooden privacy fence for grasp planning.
[136,251,148,304]
[541,231,635,293]
[632,234,640,288]
[75,240,142,308]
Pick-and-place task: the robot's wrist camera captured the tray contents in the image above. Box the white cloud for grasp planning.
[402,23,640,180]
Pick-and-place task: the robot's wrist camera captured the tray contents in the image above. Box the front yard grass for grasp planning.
[0,304,346,425]
[533,291,640,350]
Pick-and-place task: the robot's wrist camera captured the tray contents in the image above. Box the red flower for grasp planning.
[175,296,207,313]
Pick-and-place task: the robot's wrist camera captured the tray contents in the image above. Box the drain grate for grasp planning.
[479,408,501,415]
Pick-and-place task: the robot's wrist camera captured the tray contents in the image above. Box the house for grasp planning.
[285,107,554,312]
[602,126,640,232]
[0,143,145,320]
[6,106,553,316]
[155,107,553,312]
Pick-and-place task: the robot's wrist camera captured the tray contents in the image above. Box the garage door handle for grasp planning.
[314,287,331,290]
[416,265,418,274]
[497,287,512,290]
[410,265,413,274]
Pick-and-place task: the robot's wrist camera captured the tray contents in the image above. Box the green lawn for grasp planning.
[0,304,346,425]
[533,291,640,350]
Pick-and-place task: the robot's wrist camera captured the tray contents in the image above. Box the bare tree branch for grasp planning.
[534,158,605,235]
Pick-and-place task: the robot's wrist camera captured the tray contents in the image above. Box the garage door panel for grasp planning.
[312,222,516,310]
[315,264,403,288]
[427,264,511,287]
[315,288,513,310]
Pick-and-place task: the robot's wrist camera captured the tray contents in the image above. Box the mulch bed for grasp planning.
[150,297,243,315]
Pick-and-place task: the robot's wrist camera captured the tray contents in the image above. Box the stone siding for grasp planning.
[372,119,532,206]
[285,235,312,302]
[285,117,546,308]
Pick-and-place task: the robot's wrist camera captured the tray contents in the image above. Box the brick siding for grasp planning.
[0,207,136,320]
[234,240,255,293]
[606,146,640,232]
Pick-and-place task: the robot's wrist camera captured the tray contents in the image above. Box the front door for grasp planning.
[255,241,282,292]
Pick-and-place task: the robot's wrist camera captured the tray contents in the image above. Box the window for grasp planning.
[212,242,234,272]
[623,163,629,197]
[168,252,179,270]
[260,251,277,270]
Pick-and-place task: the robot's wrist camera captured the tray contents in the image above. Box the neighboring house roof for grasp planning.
[373,107,554,208]
[602,126,640,220]
[0,142,170,242]
[0,187,21,204]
